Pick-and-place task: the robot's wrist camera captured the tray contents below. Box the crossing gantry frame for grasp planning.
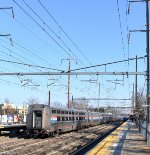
[0,71,146,76]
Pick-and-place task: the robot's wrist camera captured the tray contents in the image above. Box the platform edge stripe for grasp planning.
[88,122,127,155]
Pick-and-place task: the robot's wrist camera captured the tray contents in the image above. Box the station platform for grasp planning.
[88,121,150,155]
[0,124,26,137]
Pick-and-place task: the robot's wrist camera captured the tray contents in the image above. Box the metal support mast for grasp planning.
[68,58,70,109]
[98,83,100,112]
[133,83,135,110]
[48,90,50,106]
[146,0,150,125]
[135,55,138,110]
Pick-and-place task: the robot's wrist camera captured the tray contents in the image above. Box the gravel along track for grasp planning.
[0,124,115,155]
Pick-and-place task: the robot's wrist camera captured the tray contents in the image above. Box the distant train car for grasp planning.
[26,104,120,137]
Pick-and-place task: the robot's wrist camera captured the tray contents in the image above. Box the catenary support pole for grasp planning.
[48,90,50,106]
[135,55,138,110]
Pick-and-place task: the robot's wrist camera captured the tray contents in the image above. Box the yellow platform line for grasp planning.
[88,122,127,155]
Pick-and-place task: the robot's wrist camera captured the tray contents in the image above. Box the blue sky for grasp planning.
[0,0,147,108]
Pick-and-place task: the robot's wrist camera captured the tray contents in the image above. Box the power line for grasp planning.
[0,38,70,88]
[36,0,90,63]
[22,0,74,57]
[0,58,65,72]
[0,44,40,68]
[0,9,65,58]
[12,0,74,58]
[36,0,98,77]
[0,36,64,71]
[21,0,95,78]
[0,36,71,88]
[116,0,126,59]
[13,0,96,80]
[0,49,33,72]
[0,4,70,93]
[125,0,130,65]
[70,56,145,72]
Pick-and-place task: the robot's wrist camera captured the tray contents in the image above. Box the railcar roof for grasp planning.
[28,104,113,114]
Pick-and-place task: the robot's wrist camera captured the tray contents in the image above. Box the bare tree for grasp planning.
[51,102,64,108]
[4,104,16,115]
[26,98,40,105]
[2,98,16,115]
[71,97,89,110]
[133,89,146,122]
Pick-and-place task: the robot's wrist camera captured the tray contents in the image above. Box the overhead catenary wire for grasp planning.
[36,0,98,79]
[0,36,63,70]
[2,0,139,104]
[0,37,68,84]
[0,34,68,85]
[0,77,49,93]
[12,0,80,63]
[0,41,74,96]
[21,0,96,77]
[116,0,126,59]
[0,49,34,72]
[0,44,41,68]
[0,9,65,58]
[70,56,145,72]
[0,35,72,90]
[0,58,65,72]
[0,43,48,73]
[36,0,94,67]
[0,38,68,88]
[125,0,130,65]
[22,0,73,57]
[12,0,96,81]
[0,34,63,72]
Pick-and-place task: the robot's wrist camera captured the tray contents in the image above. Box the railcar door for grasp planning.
[33,111,42,128]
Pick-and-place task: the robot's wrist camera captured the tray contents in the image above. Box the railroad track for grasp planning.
[0,123,121,155]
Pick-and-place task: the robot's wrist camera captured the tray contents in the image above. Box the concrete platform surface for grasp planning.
[88,121,150,155]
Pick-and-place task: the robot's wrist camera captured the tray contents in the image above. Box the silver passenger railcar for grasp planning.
[26,104,119,137]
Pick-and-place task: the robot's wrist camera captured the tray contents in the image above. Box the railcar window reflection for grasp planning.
[52,110,56,113]
[65,111,68,114]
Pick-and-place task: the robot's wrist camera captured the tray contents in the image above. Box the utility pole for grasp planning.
[146,0,150,145]
[61,57,71,109]
[68,57,70,109]
[98,83,100,112]
[135,55,138,110]
[133,83,135,111]
[129,0,150,144]
[48,90,50,106]
[146,0,150,125]
[72,95,73,109]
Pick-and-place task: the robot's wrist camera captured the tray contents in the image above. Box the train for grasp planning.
[26,104,123,137]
